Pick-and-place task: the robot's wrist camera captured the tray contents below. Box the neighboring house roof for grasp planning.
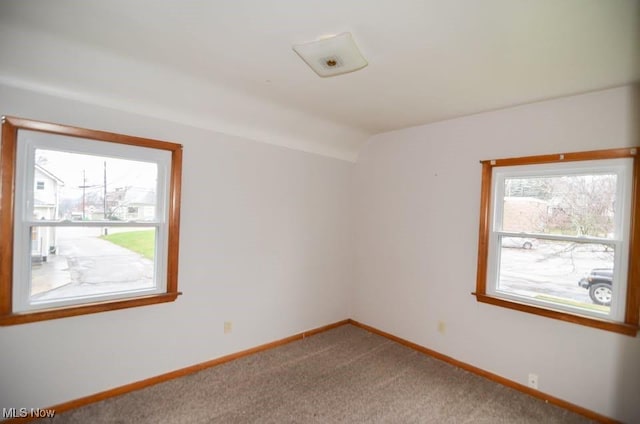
[35,164,65,186]
[123,188,156,206]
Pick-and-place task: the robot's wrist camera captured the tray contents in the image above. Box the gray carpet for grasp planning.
[45,325,593,423]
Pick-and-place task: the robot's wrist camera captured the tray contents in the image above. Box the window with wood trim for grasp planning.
[0,116,182,325]
[474,148,639,336]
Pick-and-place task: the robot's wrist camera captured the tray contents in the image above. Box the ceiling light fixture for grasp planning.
[292,32,368,78]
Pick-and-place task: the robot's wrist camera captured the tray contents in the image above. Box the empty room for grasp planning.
[0,1,639,423]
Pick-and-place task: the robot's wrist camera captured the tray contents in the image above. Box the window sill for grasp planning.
[0,292,181,326]
[473,292,639,336]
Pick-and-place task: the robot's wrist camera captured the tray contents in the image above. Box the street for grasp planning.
[498,240,614,310]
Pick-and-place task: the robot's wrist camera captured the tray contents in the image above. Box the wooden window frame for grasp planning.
[474,148,640,336]
[0,116,183,325]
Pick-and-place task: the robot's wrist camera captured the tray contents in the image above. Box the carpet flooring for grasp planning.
[46,324,593,423]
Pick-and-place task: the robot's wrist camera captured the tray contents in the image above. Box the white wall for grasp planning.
[0,84,353,410]
[352,85,640,422]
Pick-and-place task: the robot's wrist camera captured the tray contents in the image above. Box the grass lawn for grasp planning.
[101,230,155,259]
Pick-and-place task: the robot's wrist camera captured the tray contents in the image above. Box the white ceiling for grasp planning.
[0,0,638,161]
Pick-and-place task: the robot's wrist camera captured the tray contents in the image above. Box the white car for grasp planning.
[501,237,536,249]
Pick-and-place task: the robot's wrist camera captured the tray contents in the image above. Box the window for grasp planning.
[0,116,183,325]
[475,148,639,336]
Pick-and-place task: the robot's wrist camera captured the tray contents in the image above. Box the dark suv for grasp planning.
[578,268,613,306]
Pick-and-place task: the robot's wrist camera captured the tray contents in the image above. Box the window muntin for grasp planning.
[475,149,639,335]
[0,116,182,325]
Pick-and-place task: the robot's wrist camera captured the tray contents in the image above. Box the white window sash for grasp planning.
[13,132,171,312]
[486,158,633,322]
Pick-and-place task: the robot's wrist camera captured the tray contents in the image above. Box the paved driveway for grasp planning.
[31,227,154,301]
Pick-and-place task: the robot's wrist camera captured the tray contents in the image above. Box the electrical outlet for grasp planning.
[437,321,446,335]
[528,373,538,389]
[224,321,232,334]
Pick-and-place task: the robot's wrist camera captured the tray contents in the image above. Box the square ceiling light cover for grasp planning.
[293,32,368,77]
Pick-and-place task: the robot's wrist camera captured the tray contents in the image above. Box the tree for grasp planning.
[545,174,616,237]
[506,174,616,237]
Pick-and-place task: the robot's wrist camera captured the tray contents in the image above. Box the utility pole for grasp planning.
[78,171,101,222]
[82,170,86,220]
[103,161,108,235]
[103,161,107,219]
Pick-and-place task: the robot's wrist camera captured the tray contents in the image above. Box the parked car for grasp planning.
[501,237,536,249]
[578,268,613,306]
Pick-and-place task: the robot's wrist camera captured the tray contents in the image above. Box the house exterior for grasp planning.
[32,164,64,262]
[107,187,156,221]
[502,197,548,233]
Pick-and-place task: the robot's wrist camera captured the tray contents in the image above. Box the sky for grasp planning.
[36,149,158,201]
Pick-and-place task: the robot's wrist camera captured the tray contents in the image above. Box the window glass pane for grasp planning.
[30,226,156,305]
[502,174,617,238]
[33,149,158,222]
[497,237,614,315]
